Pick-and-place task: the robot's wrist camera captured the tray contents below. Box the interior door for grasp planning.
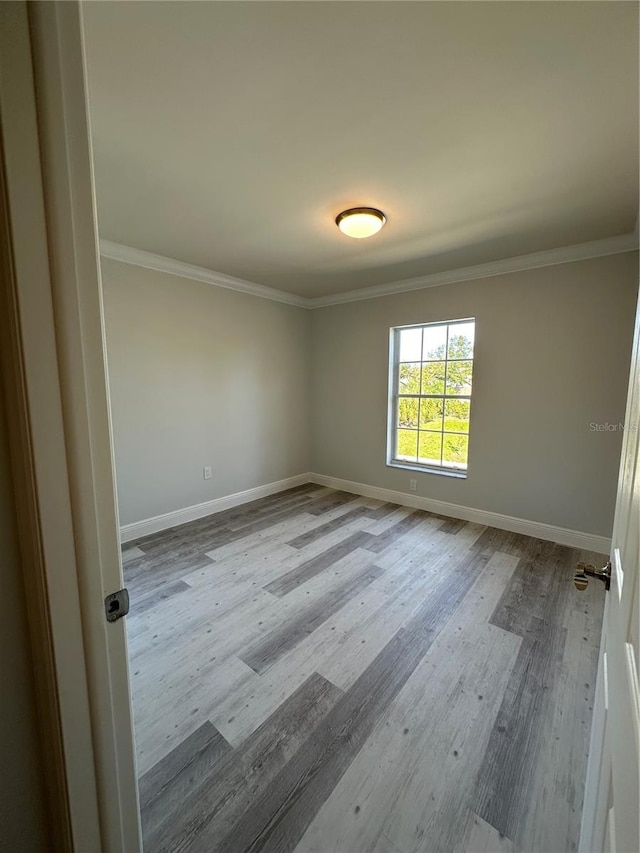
[27,2,142,849]
[579,285,640,853]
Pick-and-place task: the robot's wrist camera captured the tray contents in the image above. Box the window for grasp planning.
[388,319,475,476]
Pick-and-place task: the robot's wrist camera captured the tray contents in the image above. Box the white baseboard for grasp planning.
[119,473,313,543]
[308,472,611,554]
[120,469,611,554]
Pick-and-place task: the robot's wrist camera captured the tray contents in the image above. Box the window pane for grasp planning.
[399,328,422,362]
[396,429,418,461]
[445,360,473,396]
[422,324,447,361]
[390,319,475,475]
[444,399,470,433]
[442,433,469,467]
[448,322,475,359]
[421,363,446,395]
[398,398,419,429]
[399,363,421,394]
[418,431,442,466]
[420,398,444,431]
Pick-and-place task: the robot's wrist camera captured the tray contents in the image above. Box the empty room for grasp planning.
[1,1,638,852]
[85,2,639,851]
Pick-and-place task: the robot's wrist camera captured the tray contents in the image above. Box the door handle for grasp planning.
[573,561,611,592]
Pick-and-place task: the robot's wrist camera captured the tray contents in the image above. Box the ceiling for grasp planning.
[82,1,639,299]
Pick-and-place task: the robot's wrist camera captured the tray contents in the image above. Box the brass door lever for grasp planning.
[573,561,611,592]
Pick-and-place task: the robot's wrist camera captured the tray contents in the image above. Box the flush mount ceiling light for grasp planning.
[335,207,386,239]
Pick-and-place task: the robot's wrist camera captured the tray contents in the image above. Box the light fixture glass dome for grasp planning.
[336,207,386,239]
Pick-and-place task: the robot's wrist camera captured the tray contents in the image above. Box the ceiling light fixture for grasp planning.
[336,207,386,239]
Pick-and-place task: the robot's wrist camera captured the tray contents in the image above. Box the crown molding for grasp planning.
[100,232,638,311]
[309,232,639,308]
[99,240,310,309]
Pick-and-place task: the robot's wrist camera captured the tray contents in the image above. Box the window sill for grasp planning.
[387,460,467,479]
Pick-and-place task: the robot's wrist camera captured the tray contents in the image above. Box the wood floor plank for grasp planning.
[241,563,385,674]
[129,578,192,614]
[458,811,518,853]
[209,584,393,747]
[137,495,322,562]
[127,569,271,654]
[123,486,605,853]
[226,491,330,532]
[489,542,559,636]
[133,484,324,552]
[358,505,413,536]
[438,516,468,535]
[304,490,361,516]
[472,542,593,847]
[295,551,521,853]
[316,536,489,691]
[132,653,258,776]
[362,509,434,554]
[150,673,343,853]
[503,547,604,853]
[200,501,323,553]
[163,549,385,748]
[472,527,552,561]
[360,501,402,520]
[124,547,213,583]
[471,616,567,840]
[264,531,375,597]
[122,544,145,563]
[265,507,440,600]
[285,506,374,549]
[198,500,374,573]
[215,551,489,853]
[139,721,232,840]
[515,603,600,853]
[235,542,434,698]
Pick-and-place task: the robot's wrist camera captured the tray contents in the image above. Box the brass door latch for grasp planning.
[573,561,611,592]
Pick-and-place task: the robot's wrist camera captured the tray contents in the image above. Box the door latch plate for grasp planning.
[105,588,130,622]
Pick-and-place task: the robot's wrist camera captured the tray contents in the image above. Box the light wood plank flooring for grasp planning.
[123,484,605,853]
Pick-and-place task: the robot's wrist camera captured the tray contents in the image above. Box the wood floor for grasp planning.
[123,484,606,853]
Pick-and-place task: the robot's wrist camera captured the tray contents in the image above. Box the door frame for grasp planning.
[0,2,140,850]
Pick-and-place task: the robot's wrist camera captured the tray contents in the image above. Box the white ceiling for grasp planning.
[82,1,639,299]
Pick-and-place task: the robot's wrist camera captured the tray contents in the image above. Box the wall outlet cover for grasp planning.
[203,466,212,480]
[409,478,417,492]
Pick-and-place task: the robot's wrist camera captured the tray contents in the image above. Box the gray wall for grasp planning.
[102,258,311,526]
[310,252,638,536]
[103,252,637,537]
[0,373,49,850]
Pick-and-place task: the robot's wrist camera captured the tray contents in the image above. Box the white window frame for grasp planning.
[387,318,475,478]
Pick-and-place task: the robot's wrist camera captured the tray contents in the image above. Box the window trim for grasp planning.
[386,318,475,478]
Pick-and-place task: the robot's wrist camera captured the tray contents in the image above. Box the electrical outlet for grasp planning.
[203,466,212,480]
[409,478,417,492]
